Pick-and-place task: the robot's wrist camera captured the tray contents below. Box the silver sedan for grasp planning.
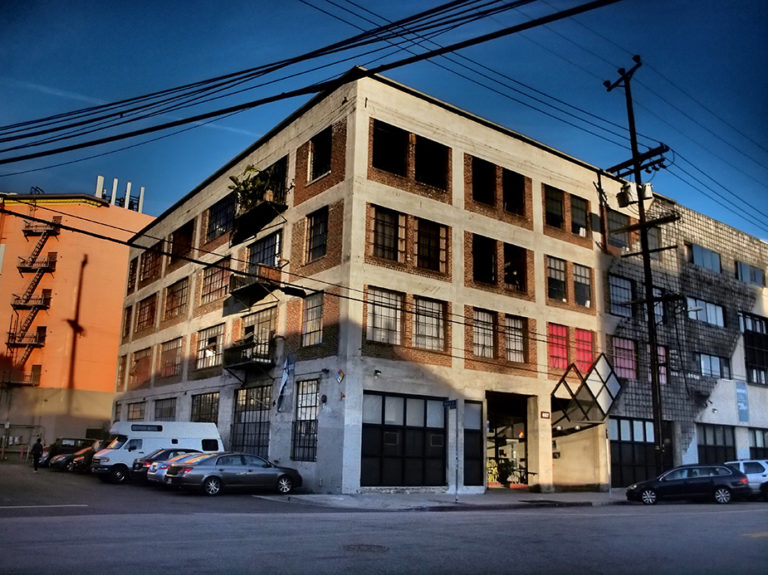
[164,452,302,496]
[147,452,212,486]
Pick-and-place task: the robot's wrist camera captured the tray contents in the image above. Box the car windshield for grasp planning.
[106,435,127,449]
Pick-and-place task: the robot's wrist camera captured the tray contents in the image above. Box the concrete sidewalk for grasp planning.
[258,487,630,511]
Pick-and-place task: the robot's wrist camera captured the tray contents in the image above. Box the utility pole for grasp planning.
[604,56,666,475]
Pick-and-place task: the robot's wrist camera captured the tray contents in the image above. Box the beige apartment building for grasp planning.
[114,69,767,494]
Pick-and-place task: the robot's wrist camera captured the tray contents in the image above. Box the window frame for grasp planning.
[306,206,329,262]
[366,287,404,345]
[547,323,568,370]
[414,297,445,352]
[301,292,324,347]
[205,194,236,243]
[196,324,225,369]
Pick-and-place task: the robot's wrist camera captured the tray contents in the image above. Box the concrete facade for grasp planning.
[113,71,767,494]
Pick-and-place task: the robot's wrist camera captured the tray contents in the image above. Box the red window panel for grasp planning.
[548,323,568,370]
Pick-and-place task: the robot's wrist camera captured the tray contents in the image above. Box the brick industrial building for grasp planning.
[113,70,767,493]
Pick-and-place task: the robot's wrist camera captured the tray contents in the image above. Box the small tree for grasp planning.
[228,163,282,213]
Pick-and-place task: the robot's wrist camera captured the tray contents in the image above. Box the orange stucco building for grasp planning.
[0,191,153,449]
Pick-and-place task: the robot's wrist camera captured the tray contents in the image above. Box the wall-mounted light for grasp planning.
[374,369,382,378]
[712,408,718,414]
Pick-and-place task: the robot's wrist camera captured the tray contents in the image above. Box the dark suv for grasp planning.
[39,437,95,467]
[626,464,750,505]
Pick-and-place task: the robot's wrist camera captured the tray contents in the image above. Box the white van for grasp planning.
[91,421,224,483]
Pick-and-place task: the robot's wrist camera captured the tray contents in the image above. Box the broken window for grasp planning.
[196,324,224,369]
[544,186,564,229]
[502,169,525,215]
[414,135,448,190]
[503,244,527,292]
[472,157,495,205]
[309,127,332,181]
[472,235,497,284]
[372,120,408,176]
[206,194,236,242]
[248,232,282,270]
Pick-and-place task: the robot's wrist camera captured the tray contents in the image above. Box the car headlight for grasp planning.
[100,457,109,463]
[627,483,637,490]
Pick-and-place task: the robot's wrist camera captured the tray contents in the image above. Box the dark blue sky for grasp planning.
[1,0,766,238]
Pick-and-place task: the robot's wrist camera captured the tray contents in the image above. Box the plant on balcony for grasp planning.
[228,163,283,215]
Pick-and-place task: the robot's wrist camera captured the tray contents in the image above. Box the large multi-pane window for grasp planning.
[414,135,448,190]
[191,392,219,424]
[305,207,328,262]
[574,264,591,307]
[505,315,525,363]
[739,311,768,384]
[127,402,146,421]
[361,392,446,487]
[736,261,765,286]
[164,278,189,320]
[196,324,224,369]
[372,206,405,261]
[231,386,272,457]
[135,295,157,332]
[366,288,403,345]
[138,242,162,284]
[127,258,137,292]
[613,337,637,379]
[547,257,566,301]
[201,258,230,305]
[249,232,282,269]
[749,428,768,459]
[159,338,183,377]
[607,209,629,248]
[544,186,564,228]
[415,218,447,272]
[129,348,152,388]
[309,127,332,181]
[121,306,132,340]
[473,309,495,358]
[547,323,568,370]
[292,380,319,462]
[205,194,235,242]
[687,243,722,273]
[414,297,445,351]
[575,329,593,373]
[695,352,731,378]
[154,398,176,421]
[472,235,496,284]
[570,196,589,235]
[301,292,324,347]
[687,297,724,327]
[609,275,633,317]
[697,423,735,464]
[242,307,277,362]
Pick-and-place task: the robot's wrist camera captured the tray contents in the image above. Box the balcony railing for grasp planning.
[11,293,52,310]
[22,218,61,237]
[229,264,282,305]
[17,254,57,273]
[223,337,275,369]
[231,188,288,245]
[6,332,46,347]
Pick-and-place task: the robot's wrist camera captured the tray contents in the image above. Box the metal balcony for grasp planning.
[6,331,46,348]
[17,254,57,274]
[223,337,275,370]
[11,293,52,310]
[231,188,288,246]
[22,217,61,238]
[229,264,282,305]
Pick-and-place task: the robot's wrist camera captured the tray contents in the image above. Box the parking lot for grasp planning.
[0,460,325,517]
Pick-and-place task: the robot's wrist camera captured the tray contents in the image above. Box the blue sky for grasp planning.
[1,0,766,239]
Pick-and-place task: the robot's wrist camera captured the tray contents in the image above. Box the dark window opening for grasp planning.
[503,244,527,292]
[472,157,495,205]
[473,235,497,284]
[309,127,332,181]
[373,207,404,261]
[206,194,236,242]
[372,120,408,176]
[414,136,448,190]
[170,220,194,263]
[547,257,566,301]
[416,219,446,272]
[502,169,525,215]
[545,186,564,228]
[608,210,630,248]
[306,206,329,262]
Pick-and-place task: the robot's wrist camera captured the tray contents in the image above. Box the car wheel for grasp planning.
[640,488,657,505]
[203,476,222,496]
[66,460,74,472]
[713,487,732,504]
[110,466,128,484]
[277,475,294,494]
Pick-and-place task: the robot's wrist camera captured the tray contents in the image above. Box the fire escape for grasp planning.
[6,217,60,377]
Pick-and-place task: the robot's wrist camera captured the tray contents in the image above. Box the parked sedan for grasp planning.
[626,464,750,505]
[132,448,201,482]
[165,452,302,496]
[71,442,103,473]
[49,440,104,473]
[146,452,210,486]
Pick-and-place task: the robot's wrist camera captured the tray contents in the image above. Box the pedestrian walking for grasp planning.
[31,438,43,472]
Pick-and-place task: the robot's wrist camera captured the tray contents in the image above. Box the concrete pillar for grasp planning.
[138,186,145,214]
[527,393,553,491]
[95,175,104,198]
[110,179,118,205]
